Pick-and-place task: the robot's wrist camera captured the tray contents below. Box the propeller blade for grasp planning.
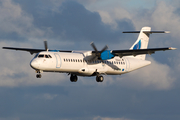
[90,42,109,60]
[44,40,48,51]
[90,42,98,53]
[100,45,108,53]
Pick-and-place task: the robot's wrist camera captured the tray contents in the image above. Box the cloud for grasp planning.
[97,8,131,29]
[93,116,131,120]
[0,0,44,40]
[132,1,180,40]
[0,41,69,87]
[34,93,58,100]
[120,57,175,90]
[13,0,134,47]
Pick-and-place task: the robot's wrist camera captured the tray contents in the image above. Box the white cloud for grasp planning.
[34,93,58,100]
[0,0,44,38]
[93,116,131,120]
[120,57,175,90]
[95,1,180,41]
[98,8,131,29]
[132,1,180,38]
[0,41,68,87]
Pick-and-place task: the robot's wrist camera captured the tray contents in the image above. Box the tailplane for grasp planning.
[123,26,170,60]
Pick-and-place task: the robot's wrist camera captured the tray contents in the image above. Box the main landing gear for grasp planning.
[70,74,78,82]
[94,69,104,82]
[96,75,104,82]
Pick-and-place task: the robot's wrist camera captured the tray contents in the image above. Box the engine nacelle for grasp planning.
[100,50,115,60]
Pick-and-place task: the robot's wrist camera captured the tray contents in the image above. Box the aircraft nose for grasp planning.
[30,60,39,69]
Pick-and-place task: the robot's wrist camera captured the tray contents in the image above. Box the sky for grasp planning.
[0,0,180,120]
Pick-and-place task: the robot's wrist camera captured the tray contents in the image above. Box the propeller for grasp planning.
[90,42,108,60]
[44,40,48,51]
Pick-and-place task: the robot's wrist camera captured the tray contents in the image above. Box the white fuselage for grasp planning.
[30,51,151,76]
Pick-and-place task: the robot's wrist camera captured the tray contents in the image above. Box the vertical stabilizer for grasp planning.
[130,27,151,60]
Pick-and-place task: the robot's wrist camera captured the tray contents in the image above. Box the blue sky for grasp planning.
[0,0,180,120]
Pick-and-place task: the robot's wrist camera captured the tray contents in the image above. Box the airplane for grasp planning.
[2,27,176,82]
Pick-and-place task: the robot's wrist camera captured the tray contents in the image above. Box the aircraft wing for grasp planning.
[2,47,72,54]
[2,47,44,54]
[3,46,176,58]
[112,47,176,58]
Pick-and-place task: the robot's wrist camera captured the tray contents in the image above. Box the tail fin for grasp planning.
[123,26,170,60]
[130,27,151,60]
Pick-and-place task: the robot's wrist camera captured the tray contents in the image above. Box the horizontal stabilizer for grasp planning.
[123,31,170,33]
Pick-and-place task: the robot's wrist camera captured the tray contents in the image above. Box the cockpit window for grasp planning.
[48,55,52,58]
[45,55,49,58]
[38,54,44,58]
[36,54,52,58]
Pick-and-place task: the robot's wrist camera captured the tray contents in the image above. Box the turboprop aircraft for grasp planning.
[2,27,176,82]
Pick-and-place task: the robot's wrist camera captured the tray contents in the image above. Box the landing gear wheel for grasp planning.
[70,74,78,82]
[96,75,104,82]
[36,74,42,78]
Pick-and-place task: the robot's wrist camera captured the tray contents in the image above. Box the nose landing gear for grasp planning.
[36,74,42,78]
[36,70,42,78]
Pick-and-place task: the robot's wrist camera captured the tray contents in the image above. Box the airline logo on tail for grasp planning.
[133,40,141,50]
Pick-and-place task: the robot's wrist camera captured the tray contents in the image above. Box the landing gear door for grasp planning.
[54,53,61,68]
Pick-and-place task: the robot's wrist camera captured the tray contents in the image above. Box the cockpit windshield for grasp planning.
[38,54,44,58]
[34,54,52,58]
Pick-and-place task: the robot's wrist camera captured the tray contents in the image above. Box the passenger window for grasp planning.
[38,54,44,58]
